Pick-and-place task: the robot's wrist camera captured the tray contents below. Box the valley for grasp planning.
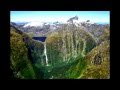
[10,13,110,79]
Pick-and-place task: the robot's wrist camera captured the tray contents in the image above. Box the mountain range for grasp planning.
[10,16,110,79]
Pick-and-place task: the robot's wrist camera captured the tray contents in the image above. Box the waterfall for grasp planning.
[81,39,86,57]
[44,42,49,66]
[62,38,66,61]
[75,30,78,58]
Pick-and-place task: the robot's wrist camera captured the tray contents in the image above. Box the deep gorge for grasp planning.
[10,22,110,79]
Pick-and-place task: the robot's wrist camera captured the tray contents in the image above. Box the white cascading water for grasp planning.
[81,39,86,57]
[44,42,49,66]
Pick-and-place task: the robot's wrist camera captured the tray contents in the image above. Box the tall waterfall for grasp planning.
[44,42,49,66]
[81,39,86,57]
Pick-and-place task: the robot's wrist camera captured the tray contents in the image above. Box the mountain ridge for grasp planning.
[10,16,110,79]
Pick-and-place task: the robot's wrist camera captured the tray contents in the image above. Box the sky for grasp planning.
[10,11,110,23]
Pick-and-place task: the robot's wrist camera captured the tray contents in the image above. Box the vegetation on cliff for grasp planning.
[10,21,110,79]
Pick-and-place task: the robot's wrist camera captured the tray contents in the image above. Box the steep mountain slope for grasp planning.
[10,26,44,79]
[46,24,96,66]
[80,40,110,79]
[10,16,110,79]
[10,28,35,79]
[63,40,110,79]
[11,20,109,39]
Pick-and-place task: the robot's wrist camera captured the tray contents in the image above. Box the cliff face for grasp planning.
[80,40,110,79]
[46,24,96,66]
[10,28,36,79]
[10,27,44,79]
[23,24,97,67]
[63,40,110,79]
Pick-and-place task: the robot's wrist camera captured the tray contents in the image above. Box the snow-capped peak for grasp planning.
[23,21,44,27]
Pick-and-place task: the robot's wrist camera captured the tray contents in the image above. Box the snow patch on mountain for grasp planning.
[23,22,44,27]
